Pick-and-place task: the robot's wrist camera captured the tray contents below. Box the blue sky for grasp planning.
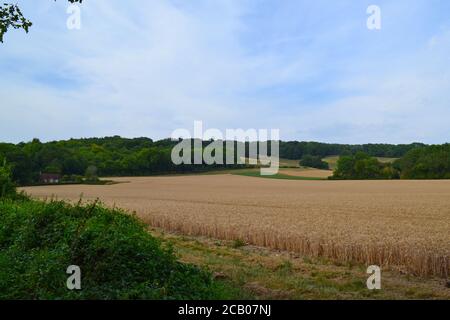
[1,0,449,144]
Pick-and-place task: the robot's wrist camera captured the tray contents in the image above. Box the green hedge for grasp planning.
[0,199,230,299]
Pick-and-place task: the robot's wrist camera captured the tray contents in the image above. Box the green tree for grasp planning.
[44,159,63,174]
[299,155,329,170]
[0,1,83,42]
[331,152,397,180]
[84,165,99,182]
[396,144,450,179]
[0,4,32,42]
[0,159,16,198]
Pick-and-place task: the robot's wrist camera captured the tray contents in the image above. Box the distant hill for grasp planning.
[0,136,438,185]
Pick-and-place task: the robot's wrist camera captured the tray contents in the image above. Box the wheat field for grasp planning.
[279,168,333,178]
[21,175,450,278]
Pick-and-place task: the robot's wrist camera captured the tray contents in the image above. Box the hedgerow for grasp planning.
[0,198,230,299]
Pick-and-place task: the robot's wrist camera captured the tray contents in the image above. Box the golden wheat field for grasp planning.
[21,175,450,278]
[279,168,333,178]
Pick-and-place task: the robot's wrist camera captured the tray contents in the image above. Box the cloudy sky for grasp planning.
[1,0,449,144]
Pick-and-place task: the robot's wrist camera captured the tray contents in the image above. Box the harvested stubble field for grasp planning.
[21,175,450,278]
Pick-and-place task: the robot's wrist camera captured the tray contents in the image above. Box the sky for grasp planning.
[1,0,449,144]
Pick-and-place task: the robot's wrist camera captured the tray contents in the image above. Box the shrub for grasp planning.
[231,239,246,249]
[0,199,230,299]
[299,155,329,170]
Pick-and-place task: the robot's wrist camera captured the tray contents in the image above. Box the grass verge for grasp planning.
[153,229,450,300]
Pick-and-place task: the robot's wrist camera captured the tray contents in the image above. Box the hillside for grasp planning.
[0,137,430,185]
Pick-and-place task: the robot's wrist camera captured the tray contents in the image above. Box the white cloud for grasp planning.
[0,0,449,144]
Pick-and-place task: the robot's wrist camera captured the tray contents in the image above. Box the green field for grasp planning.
[241,157,302,168]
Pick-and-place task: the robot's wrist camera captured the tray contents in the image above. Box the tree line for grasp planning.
[331,152,399,180]
[279,141,425,159]
[331,144,450,180]
[0,136,448,185]
[0,136,248,185]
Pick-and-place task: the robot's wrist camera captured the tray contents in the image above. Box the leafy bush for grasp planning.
[299,155,329,170]
[231,239,246,249]
[331,152,399,180]
[0,199,230,299]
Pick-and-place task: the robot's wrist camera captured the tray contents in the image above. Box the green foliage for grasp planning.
[0,1,83,43]
[299,155,329,170]
[279,141,424,160]
[231,239,246,249]
[44,160,63,174]
[332,152,399,180]
[0,3,32,43]
[84,165,99,182]
[0,136,446,184]
[0,137,244,186]
[0,159,16,198]
[0,198,229,299]
[395,144,450,179]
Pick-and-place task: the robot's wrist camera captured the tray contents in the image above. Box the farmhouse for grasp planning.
[40,173,61,184]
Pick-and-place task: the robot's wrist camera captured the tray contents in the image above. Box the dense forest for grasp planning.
[331,145,450,180]
[331,152,399,180]
[0,137,247,185]
[0,136,447,185]
[279,141,425,159]
[299,155,329,170]
[395,144,450,179]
